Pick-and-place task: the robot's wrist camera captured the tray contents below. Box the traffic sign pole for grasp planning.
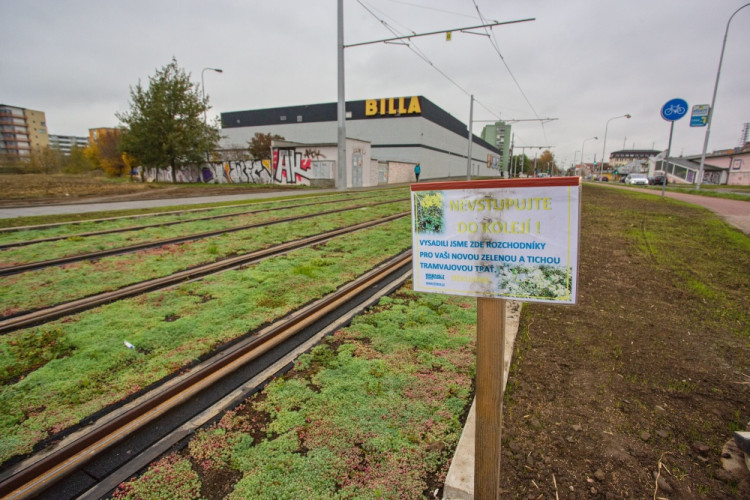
[659,98,688,197]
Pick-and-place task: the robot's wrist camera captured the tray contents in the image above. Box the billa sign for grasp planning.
[364,96,422,117]
[411,177,581,304]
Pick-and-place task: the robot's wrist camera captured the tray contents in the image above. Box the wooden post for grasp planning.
[475,297,506,499]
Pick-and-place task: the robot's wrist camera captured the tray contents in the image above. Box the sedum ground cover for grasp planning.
[0,190,405,265]
[0,199,409,316]
[0,217,411,465]
[113,285,477,500]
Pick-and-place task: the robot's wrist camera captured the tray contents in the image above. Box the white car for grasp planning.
[624,173,649,185]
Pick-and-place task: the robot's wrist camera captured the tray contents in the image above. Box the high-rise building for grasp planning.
[0,104,50,164]
[480,120,512,172]
[49,134,89,155]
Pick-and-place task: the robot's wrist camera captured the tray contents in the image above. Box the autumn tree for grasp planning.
[62,146,97,174]
[28,146,62,174]
[248,132,284,160]
[537,149,557,175]
[83,129,129,177]
[117,58,221,183]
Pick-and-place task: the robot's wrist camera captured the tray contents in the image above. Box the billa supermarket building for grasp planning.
[220,96,503,188]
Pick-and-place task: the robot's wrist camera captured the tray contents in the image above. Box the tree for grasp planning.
[86,129,128,177]
[117,58,221,183]
[62,146,97,174]
[511,154,532,176]
[538,150,557,174]
[28,146,62,174]
[248,132,284,160]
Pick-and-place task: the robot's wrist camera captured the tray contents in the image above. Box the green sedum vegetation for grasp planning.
[0,199,409,316]
[115,287,478,499]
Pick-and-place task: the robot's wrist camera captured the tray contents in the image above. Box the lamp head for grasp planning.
[625,114,631,119]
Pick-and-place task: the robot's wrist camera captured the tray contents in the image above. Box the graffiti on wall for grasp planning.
[137,147,336,185]
[141,160,273,184]
[273,148,312,184]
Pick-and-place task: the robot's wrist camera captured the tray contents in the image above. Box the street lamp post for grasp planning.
[601,114,631,178]
[201,67,223,167]
[581,137,597,178]
[697,2,750,190]
[201,67,223,126]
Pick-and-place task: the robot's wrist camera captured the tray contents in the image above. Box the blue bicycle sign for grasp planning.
[661,98,688,121]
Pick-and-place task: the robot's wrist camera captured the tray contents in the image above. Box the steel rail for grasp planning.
[0,193,383,249]
[0,198,407,277]
[0,190,361,234]
[0,212,409,334]
[0,251,413,499]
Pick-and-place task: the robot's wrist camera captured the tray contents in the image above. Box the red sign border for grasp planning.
[411,176,581,192]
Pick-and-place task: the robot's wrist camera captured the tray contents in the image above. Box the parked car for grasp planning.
[624,173,649,185]
[649,174,667,185]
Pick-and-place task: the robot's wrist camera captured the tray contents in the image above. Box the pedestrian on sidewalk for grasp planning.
[414,163,421,182]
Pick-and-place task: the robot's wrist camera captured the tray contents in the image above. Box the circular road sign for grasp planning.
[661,98,689,121]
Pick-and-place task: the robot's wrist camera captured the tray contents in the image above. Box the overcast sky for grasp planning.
[2,0,749,168]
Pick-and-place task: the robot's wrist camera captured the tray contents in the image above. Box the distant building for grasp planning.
[648,143,750,186]
[0,104,49,164]
[480,121,512,171]
[608,149,660,170]
[220,96,503,187]
[49,134,88,155]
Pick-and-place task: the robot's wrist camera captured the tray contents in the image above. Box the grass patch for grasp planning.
[0,217,412,464]
[0,198,409,316]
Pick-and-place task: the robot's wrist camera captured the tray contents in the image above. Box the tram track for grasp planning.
[0,197,407,277]
[0,251,413,500]
[0,192,383,249]
[0,212,409,334]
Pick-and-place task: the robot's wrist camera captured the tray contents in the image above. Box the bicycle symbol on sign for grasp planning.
[663,103,686,116]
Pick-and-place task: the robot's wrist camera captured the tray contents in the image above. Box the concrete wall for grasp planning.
[705,151,750,186]
[220,115,501,183]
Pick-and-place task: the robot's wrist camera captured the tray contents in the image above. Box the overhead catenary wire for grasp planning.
[471,0,549,145]
[355,0,518,123]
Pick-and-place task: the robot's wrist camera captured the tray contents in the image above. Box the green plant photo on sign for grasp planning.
[494,262,572,300]
[414,191,445,234]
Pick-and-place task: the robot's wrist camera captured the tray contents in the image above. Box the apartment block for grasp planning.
[49,134,89,155]
[0,104,50,162]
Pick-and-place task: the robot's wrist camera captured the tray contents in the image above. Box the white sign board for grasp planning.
[411,177,581,304]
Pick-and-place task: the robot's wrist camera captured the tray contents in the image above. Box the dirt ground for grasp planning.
[498,187,750,499]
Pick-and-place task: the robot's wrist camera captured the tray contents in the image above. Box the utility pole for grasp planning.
[337,0,347,190]
[467,95,474,180]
